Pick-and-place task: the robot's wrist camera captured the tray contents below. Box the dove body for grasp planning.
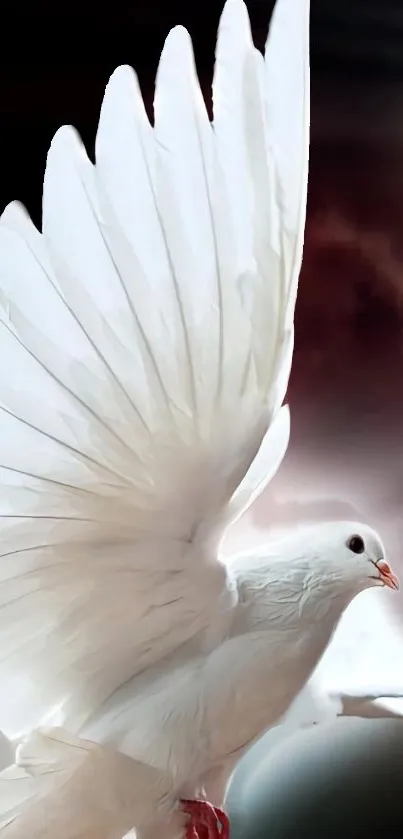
[82,521,386,806]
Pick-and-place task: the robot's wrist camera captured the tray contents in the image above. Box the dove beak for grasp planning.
[376,560,399,591]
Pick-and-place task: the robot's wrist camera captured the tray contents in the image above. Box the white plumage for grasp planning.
[0,0,398,836]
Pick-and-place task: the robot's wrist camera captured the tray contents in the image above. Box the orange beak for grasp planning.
[377,560,400,591]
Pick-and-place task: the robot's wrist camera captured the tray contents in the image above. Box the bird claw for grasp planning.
[181,799,230,839]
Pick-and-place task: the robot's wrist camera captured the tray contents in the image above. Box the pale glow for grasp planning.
[315,587,403,697]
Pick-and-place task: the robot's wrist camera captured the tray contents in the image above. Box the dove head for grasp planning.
[231,521,399,637]
[305,520,399,596]
[229,520,400,667]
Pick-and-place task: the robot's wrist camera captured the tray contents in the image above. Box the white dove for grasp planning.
[0,0,399,837]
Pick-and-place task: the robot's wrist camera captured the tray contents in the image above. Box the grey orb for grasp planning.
[228,718,403,838]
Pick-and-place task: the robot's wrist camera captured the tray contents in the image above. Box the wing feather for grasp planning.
[264,0,310,323]
[0,0,310,738]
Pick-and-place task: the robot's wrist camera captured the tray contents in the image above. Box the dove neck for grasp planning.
[231,553,360,639]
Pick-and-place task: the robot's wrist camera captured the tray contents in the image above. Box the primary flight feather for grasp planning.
[0,0,398,836]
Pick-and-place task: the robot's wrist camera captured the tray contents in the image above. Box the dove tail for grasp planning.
[0,728,167,839]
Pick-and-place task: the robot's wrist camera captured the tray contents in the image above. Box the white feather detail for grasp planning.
[0,728,170,838]
[227,405,291,525]
[0,0,309,738]
[264,0,310,325]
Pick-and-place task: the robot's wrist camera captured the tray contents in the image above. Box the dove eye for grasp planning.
[346,534,365,554]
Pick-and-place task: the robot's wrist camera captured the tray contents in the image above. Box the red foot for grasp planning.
[181,799,230,839]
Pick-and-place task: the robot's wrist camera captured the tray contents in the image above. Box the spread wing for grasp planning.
[0,0,309,738]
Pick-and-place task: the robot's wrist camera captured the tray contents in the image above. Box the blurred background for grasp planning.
[2,1,403,834]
